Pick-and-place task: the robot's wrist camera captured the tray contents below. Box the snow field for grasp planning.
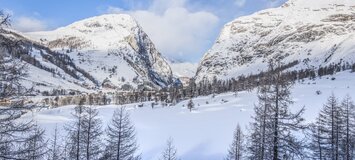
[20,71,355,159]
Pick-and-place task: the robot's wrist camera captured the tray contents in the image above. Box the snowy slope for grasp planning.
[20,70,355,160]
[26,14,175,90]
[196,0,355,82]
[0,29,96,93]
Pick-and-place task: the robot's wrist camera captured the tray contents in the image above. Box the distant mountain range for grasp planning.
[1,0,354,94]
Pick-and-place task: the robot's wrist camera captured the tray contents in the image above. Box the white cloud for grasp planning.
[107,0,219,61]
[107,6,124,14]
[3,9,14,16]
[235,0,247,7]
[149,0,186,13]
[264,0,285,8]
[12,16,47,32]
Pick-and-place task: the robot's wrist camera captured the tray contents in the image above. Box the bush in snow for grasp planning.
[187,99,194,112]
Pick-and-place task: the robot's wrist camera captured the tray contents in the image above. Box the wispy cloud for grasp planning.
[106,6,124,14]
[4,9,48,32]
[235,0,247,7]
[12,16,47,32]
[264,0,285,8]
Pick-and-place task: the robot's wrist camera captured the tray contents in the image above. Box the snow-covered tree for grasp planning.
[102,107,140,160]
[226,124,244,160]
[160,138,178,160]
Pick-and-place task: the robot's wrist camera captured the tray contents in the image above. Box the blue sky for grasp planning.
[0,0,287,62]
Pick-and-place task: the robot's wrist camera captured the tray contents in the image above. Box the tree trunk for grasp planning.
[76,108,81,160]
[273,78,280,160]
[116,109,123,160]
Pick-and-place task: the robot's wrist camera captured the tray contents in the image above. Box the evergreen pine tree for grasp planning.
[309,117,327,160]
[248,61,306,160]
[65,101,103,160]
[65,100,86,160]
[48,125,63,160]
[339,95,355,160]
[226,124,244,160]
[102,107,140,160]
[0,11,49,159]
[21,124,48,160]
[310,94,355,160]
[317,94,342,159]
[81,106,103,160]
[247,77,274,160]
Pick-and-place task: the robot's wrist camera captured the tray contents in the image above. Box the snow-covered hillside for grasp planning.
[20,70,355,160]
[196,0,355,82]
[0,29,97,93]
[24,14,175,91]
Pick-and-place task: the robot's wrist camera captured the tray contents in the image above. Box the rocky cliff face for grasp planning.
[195,0,355,82]
[25,14,175,91]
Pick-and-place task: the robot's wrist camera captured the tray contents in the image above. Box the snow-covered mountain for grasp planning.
[27,14,176,90]
[195,0,355,82]
[0,29,96,93]
[1,14,177,93]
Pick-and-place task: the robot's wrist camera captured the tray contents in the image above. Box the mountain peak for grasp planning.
[64,14,138,33]
[28,14,144,50]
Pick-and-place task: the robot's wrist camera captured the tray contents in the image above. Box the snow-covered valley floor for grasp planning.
[21,71,355,160]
